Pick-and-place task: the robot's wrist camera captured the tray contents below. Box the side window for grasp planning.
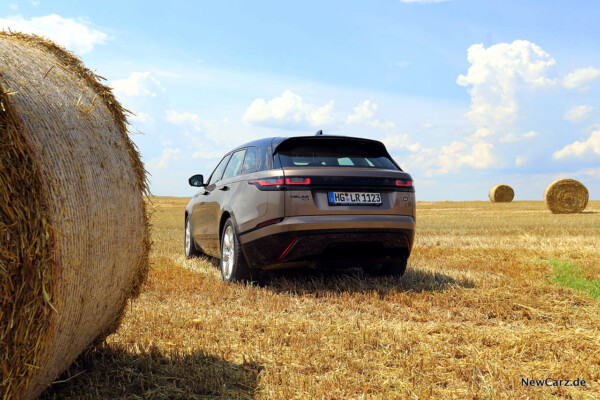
[241,147,259,175]
[271,147,281,169]
[221,149,246,180]
[206,154,230,185]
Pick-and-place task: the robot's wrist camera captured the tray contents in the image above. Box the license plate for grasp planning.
[328,191,382,205]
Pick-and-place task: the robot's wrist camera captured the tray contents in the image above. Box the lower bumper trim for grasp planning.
[241,229,413,270]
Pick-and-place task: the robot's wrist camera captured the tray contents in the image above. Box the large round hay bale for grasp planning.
[488,184,514,202]
[544,179,589,214]
[0,32,150,399]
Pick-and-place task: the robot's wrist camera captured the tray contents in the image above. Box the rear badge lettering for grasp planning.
[290,194,310,201]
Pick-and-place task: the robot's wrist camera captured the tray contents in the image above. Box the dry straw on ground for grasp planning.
[42,198,600,399]
[488,184,514,202]
[544,179,589,214]
[0,32,150,400]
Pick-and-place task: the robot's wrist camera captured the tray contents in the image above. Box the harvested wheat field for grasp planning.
[41,197,600,399]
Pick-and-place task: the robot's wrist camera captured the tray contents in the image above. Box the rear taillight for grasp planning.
[285,177,311,185]
[396,179,414,187]
[249,176,312,190]
[249,177,284,190]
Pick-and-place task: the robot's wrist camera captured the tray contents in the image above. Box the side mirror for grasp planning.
[188,174,205,187]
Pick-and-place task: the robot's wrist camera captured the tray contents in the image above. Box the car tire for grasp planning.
[220,218,251,283]
[364,258,408,277]
[381,258,408,276]
[185,217,202,258]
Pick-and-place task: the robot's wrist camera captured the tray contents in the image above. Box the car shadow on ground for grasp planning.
[257,265,475,298]
[40,344,262,400]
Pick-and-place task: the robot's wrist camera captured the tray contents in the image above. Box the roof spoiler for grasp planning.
[272,135,402,170]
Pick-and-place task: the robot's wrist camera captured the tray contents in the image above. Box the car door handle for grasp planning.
[218,185,229,191]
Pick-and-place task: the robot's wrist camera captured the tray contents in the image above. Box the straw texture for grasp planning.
[544,179,589,214]
[488,184,514,203]
[0,32,150,400]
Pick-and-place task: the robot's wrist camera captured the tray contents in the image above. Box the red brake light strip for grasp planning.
[251,178,284,186]
[257,218,283,228]
[285,177,311,185]
[278,237,299,259]
[396,179,413,187]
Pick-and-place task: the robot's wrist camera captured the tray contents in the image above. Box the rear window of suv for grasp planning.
[276,139,399,170]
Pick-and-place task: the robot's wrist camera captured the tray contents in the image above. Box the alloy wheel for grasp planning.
[221,225,234,280]
[185,219,191,256]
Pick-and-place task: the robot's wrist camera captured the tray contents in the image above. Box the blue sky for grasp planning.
[2,0,599,200]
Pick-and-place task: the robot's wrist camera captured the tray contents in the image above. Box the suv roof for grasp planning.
[237,135,391,152]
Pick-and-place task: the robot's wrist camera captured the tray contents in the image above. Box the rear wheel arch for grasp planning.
[219,211,232,241]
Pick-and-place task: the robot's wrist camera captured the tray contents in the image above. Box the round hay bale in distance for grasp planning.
[488,184,515,202]
[0,32,150,400]
[544,179,589,214]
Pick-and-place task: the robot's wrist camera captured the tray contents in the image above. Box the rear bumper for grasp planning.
[239,215,415,270]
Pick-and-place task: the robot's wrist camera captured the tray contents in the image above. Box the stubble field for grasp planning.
[43,197,600,399]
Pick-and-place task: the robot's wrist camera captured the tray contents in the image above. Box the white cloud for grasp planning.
[524,131,539,139]
[457,40,556,130]
[307,101,334,127]
[420,122,434,129]
[404,141,495,176]
[499,130,539,143]
[0,14,108,54]
[346,100,377,124]
[243,90,334,128]
[30,0,40,5]
[437,141,495,174]
[581,167,600,178]
[515,156,527,166]
[346,100,396,131]
[471,127,493,139]
[151,148,181,169]
[165,110,238,146]
[406,143,422,152]
[111,72,164,98]
[403,146,436,175]
[564,105,593,123]
[381,134,412,151]
[9,4,18,10]
[563,67,600,90]
[368,120,396,131]
[165,109,203,131]
[553,130,600,160]
[129,112,155,124]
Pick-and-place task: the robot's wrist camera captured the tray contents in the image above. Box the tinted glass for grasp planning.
[207,154,231,185]
[278,142,398,170]
[222,149,246,180]
[241,147,259,175]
